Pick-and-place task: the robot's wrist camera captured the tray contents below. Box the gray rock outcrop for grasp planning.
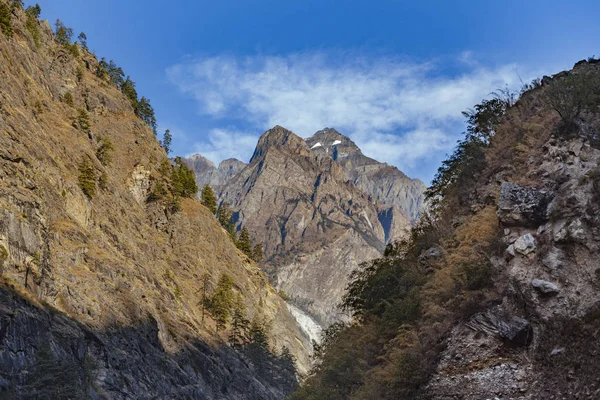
[497,182,553,226]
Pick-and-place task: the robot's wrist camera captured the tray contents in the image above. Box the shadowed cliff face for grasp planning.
[187,126,424,330]
[0,287,296,400]
[0,3,307,398]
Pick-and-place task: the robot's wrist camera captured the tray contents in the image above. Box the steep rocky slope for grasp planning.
[290,59,600,400]
[306,128,426,222]
[0,3,307,399]
[187,128,424,335]
[186,154,246,194]
[218,126,388,328]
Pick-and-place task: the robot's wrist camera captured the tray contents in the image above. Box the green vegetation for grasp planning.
[75,66,83,82]
[171,157,198,198]
[0,3,14,38]
[425,91,512,211]
[95,136,114,166]
[290,89,521,399]
[161,129,172,154]
[229,293,250,348]
[77,31,87,50]
[200,184,217,214]
[217,201,235,237]
[78,158,96,198]
[251,244,263,263]
[545,72,600,135]
[147,159,195,213]
[24,4,41,47]
[292,64,600,399]
[98,171,108,191]
[73,108,91,134]
[206,273,235,334]
[236,226,252,256]
[62,91,74,107]
[54,19,78,56]
[136,96,157,134]
[11,0,24,11]
[54,19,73,45]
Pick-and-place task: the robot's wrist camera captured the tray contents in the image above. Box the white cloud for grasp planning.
[166,52,542,175]
[188,128,257,166]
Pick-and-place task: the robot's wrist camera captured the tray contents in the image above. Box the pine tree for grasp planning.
[22,342,84,399]
[237,226,252,256]
[74,108,90,134]
[120,76,138,107]
[207,273,235,335]
[77,32,87,50]
[217,202,235,238]
[246,313,271,374]
[251,244,264,263]
[277,346,298,392]
[24,4,41,47]
[0,3,14,38]
[200,184,217,214]
[54,19,73,45]
[96,57,109,79]
[78,158,96,198]
[107,60,125,87]
[171,157,198,198]
[229,293,250,348]
[161,129,172,155]
[199,272,211,326]
[11,0,24,12]
[136,96,157,135]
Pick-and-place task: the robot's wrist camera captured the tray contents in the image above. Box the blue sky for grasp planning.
[36,0,599,183]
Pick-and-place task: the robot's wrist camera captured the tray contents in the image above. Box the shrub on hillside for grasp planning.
[171,157,197,198]
[78,158,96,198]
[95,136,114,166]
[62,92,74,107]
[545,72,600,135]
[25,4,41,47]
[73,108,90,134]
[0,3,14,38]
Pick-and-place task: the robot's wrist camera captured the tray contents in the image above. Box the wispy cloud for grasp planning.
[166,52,541,175]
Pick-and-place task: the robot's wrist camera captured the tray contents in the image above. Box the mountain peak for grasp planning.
[250,126,309,163]
[185,153,216,169]
[306,127,362,159]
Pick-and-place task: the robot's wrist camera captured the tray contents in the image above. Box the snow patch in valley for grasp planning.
[310,142,323,149]
[286,303,323,345]
[331,140,342,146]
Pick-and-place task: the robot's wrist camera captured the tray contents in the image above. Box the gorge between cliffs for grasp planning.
[1,1,600,399]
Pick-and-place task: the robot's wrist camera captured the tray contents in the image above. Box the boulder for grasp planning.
[497,182,553,226]
[498,316,532,345]
[513,233,536,255]
[466,309,532,346]
[531,279,560,295]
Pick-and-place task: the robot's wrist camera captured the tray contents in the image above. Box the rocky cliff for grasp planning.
[186,154,246,194]
[0,3,307,399]
[187,126,425,337]
[289,59,600,400]
[306,128,426,223]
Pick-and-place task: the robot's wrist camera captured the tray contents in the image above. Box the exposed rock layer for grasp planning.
[187,127,425,330]
[0,4,306,398]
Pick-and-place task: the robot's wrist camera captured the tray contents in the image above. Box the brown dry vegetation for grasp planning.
[0,2,309,396]
[291,60,600,399]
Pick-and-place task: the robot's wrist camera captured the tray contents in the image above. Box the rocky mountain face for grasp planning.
[306,128,426,223]
[288,60,600,400]
[0,4,307,399]
[186,154,247,193]
[187,126,425,335]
